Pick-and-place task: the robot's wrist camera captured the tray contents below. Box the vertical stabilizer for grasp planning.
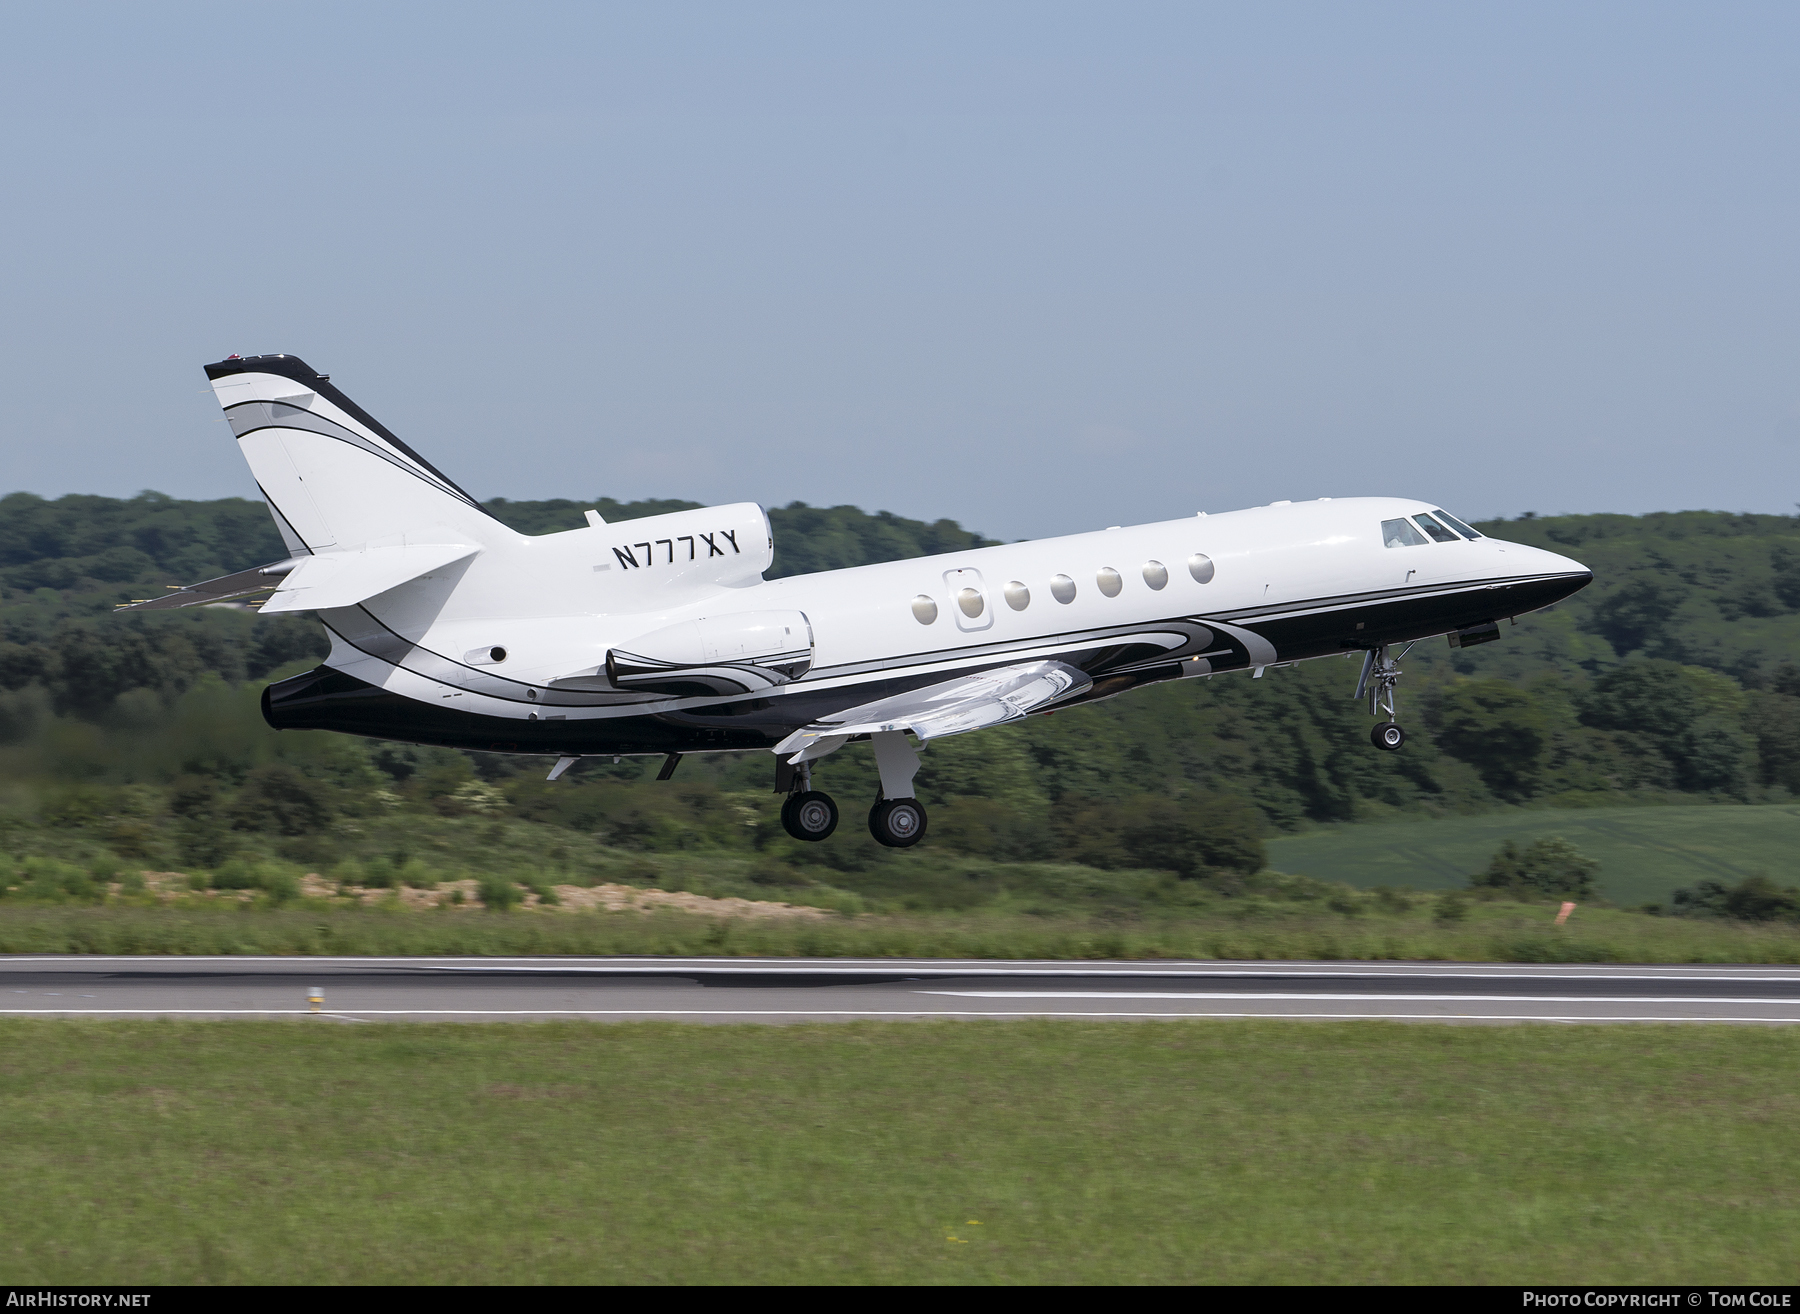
[204,354,513,555]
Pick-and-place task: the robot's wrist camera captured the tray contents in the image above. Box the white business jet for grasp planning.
[123,355,1592,848]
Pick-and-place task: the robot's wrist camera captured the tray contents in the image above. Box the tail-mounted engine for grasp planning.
[606,610,813,697]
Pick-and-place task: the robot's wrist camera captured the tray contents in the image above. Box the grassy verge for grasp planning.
[1,1019,1794,1283]
[4,899,1800,961]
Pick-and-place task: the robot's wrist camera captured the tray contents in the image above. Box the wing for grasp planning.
[774,660,1092,763]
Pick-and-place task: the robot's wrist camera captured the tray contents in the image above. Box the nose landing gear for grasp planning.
[1356,642,1414,752]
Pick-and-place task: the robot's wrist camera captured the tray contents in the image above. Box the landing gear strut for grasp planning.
[866,730,928,847]
[1355,642,1414,752]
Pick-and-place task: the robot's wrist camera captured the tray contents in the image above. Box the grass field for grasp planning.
[1267,802,1800,905]
[6,899,1800,962]
[1,1019,1795,1284]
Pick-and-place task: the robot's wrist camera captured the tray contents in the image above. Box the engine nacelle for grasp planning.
[607,609,813,697]
[595,503,772,594]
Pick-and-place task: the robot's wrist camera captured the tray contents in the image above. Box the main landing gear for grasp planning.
[776,758,840,841]
[776,729,930,847]
[1355,642,1415,752]
[781,789,839,841]
[868,797,927,847]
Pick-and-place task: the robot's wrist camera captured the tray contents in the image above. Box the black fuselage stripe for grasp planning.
[321,570,1576,717]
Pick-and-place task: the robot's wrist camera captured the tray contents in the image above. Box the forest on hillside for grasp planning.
[1,490,1799,881]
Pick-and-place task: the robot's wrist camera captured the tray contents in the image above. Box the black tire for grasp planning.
[1371,722,1406,751]
[868,797,928,848]
[782,790,838,842]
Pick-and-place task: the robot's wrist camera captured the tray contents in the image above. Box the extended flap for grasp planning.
[775,660,1091,761]
[258,542,479,613]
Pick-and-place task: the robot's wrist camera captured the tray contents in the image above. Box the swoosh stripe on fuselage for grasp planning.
[267,567,1590,754]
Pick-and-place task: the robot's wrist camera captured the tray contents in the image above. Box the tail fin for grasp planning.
[204,354,509,555]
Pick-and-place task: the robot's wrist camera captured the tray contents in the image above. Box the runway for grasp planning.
[4,956,1800,1023]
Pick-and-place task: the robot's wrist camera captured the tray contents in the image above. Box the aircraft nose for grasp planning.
[1531,545,1594,601]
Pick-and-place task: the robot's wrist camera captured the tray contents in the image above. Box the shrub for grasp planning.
[477,874,519,911]
[1469,837,1598,900]
[176,818,235,869]
[229,764,333,836]
[6,858,102,903]
[1672,875,1800,922]
[209,858,265,890]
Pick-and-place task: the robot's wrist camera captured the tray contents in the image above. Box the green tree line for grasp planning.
[2,490,1800,884]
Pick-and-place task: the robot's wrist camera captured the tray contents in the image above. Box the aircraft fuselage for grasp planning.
[262,495,1590,757]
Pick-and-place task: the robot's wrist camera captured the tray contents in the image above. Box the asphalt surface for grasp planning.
[3,956,1800,1023]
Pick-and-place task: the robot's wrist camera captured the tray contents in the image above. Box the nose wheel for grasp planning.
[1355,642,1415,751]
[781,790,839,841]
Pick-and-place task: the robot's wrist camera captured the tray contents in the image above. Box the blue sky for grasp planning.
[2,3,1796,540]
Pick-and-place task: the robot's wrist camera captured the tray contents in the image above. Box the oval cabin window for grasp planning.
[1188,553,1215,584]
[957,588,985,618]
[1051,574,1076,604]
[1142,561,1168,590]
[911,595,939,624]
[1004,581,1030,610]
[1097,567,1122,597]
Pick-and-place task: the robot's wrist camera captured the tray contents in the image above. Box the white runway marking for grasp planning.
[3,1008,1800,1023]
[920,990,1800,1004]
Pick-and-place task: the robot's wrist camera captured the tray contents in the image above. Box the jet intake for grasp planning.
[606,610,813,697]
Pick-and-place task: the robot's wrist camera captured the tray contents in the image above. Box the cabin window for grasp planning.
[1412,512,1460,544]
[1051,574,1077,604]
[911,595,939,624]
[1004,581,1030,610]
[1142,561,1168,590]
[957,587,985,619]
[1097,567,1123,597]
[1434,509,1483,540]
[1382,518,1429,548]
[1188,553,1215,583]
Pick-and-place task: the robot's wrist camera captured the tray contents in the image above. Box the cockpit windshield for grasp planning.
[1433,509,1482,540]
[1413,512,1460,544]
[1382,518,1429,548]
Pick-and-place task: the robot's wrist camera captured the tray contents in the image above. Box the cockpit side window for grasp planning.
[1413,513,1460,544]
[1433,509,1482,540]
[1382,518,1429,548]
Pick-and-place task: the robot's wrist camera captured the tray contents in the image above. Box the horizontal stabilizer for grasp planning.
[774,660,1091,762]
[115,559,302,611]
[258,542,479,614]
